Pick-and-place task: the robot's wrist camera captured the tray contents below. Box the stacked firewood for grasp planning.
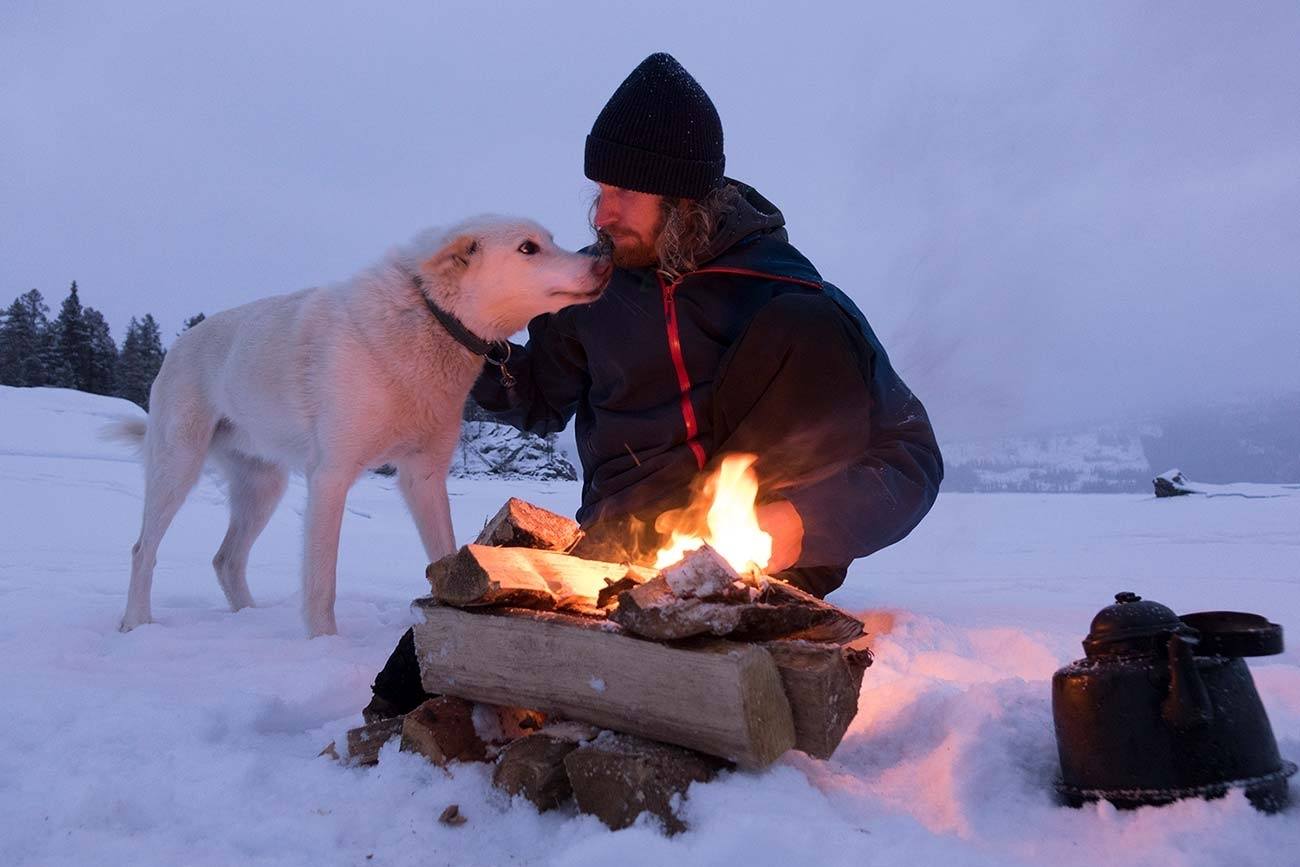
[341,498,872,833]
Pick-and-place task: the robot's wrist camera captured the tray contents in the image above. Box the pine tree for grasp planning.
[115,314,166,409]
[181,312,206,332]
[0,289,52,386]
[49,281,93,390]
[81,307,117,396]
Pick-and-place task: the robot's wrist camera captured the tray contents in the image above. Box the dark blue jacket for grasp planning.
[472,181,942,567]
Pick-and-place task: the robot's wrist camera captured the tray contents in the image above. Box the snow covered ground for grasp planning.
[2,385,1298,866]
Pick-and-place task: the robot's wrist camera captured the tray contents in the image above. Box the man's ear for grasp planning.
[433,234,480,272]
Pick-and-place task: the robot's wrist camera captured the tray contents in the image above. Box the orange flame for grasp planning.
[653,453,772,575]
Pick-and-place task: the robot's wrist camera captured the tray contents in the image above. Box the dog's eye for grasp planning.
[517,240,540,256]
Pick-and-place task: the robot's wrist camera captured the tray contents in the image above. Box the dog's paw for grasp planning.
[119,612,152,633]
[305,615,338,639]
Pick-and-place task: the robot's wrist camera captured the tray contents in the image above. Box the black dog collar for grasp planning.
[414,275,515,387]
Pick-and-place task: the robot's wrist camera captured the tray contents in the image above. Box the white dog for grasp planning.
[116,217,610,637]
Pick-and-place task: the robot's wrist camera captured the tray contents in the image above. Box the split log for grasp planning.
[610,575,864,643]
[410,600,796,769]
[426,544,654,609]
[399,697,488,765]
[564,733,726,834]
[345,716,405,767]
[474,498,583,551]
[759,580,867,644]
[492,723,599,810]
[764,640,873,759]
[661,543,743,598]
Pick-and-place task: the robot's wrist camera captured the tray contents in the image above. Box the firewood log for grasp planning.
[564,733,726,833]
[399,697,488,765]
[410,600,796,769]
[426,544,654,609]
[491,723,599,810]
[345,716,405,767]
[610,575,863,643]
[474,498,582,551]
[764,639,873,759]
[660,543,742,598]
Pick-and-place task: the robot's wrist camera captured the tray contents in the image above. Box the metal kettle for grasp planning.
[1052,591,1295,811]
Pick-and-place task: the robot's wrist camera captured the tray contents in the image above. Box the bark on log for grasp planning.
[410,600,796,769]
[345,716,405,767]
[426,544,654,609]
[474,498,583,551]
[492,723,599,810]
[661,543,742,598]
[759,580,867,644]
[610,575,864,643]
[764,640,873,759]
[399,697,488,765]
[564,733,725,834]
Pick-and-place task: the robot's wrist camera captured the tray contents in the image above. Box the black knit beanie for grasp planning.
[584,53,725,199]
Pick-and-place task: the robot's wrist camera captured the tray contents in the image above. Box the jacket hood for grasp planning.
[700,178,788,263]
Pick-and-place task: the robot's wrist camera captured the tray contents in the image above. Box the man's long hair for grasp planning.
[654,183,741,282]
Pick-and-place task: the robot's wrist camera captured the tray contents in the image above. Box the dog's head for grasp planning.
[414,217,612,341]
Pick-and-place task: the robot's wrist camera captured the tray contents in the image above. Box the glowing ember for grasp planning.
[653,453,773,575]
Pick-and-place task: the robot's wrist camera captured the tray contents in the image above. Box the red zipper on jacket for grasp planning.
[659,273,708,470]
[657,266,822,472]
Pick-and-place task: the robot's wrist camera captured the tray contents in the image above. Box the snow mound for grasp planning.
[0,385,145,462]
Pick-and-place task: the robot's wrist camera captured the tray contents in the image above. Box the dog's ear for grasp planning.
[433,234,480,272]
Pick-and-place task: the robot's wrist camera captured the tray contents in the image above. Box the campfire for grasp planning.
[652,453,772,575]
[339,465,872,832]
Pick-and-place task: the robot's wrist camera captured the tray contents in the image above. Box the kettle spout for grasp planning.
[1162,632,1214,729]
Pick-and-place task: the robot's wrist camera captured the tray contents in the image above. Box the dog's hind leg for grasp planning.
[210,448,288,612]
[121,412,216,632]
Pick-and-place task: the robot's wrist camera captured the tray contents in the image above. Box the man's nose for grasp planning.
[592,196,618,230]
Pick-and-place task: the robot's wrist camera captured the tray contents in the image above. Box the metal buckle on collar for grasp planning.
[484,342,516,389]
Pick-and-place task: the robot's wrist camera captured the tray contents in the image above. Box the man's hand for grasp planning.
[756,499,804,573]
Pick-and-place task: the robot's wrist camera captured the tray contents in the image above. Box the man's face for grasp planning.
[592,183,664,269]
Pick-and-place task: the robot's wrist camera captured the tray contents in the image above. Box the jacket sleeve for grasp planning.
[782,424,943,567]
[470,311,588,436]
[779,307,944,567]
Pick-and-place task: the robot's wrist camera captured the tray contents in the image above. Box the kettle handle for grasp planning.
[1162,632,1214,729]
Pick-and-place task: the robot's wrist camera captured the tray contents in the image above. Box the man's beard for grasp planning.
[596,217,664,269]
[609,233,659,269]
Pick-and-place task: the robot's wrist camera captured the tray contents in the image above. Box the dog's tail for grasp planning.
[100,417,148,456]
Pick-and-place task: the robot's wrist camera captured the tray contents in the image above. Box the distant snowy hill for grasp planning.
[943,399,1300,493]
[943,427,1154,493]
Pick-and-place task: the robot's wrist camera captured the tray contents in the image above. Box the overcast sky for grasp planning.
[3,1,1297,439]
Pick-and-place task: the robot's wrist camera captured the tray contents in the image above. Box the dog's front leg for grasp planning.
[397,455,457,563]
[301,466,358,637]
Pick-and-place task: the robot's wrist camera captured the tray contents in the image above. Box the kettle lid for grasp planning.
[1083,592,1192,658]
